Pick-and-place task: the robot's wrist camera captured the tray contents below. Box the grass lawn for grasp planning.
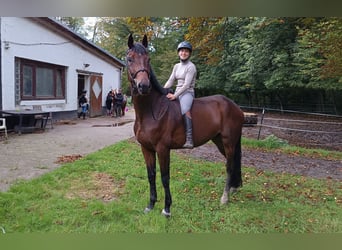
[0,139,341,233]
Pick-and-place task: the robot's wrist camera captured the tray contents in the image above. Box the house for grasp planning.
[0,17,125,123]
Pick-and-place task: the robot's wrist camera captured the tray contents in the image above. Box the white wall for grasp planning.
[1,17,122,111]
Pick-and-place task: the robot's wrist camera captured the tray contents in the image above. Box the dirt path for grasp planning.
[179,115,342,181]
[0,111,135,192]
[179,144,342,180]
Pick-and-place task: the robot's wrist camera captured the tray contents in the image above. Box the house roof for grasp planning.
[29,17,125,69]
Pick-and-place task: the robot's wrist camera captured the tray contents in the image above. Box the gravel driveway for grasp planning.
[0,111,135,192]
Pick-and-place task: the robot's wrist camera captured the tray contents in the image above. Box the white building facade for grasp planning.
[0,17,125,119]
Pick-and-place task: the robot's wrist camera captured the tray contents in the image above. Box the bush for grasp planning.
[262,134,288,149]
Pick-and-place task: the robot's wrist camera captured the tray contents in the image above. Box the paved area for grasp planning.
[0,110,136,192]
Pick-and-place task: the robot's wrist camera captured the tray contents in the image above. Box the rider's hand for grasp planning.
[166,93,176,100]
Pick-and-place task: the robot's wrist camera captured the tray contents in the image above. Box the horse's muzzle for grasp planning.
[137,81,151,95]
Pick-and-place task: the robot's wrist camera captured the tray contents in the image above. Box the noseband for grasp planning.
[130,68,150,81]
[128,67,151,95]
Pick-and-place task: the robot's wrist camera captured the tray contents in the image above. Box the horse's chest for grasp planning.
[134,122,160,146]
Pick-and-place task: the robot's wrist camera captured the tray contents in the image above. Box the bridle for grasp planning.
[129,68,150,82]
[126,43,169,119]
[126,48,151,95]
[128,66,151,95]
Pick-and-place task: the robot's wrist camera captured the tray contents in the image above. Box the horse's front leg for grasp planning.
[141,146,157,213]
[157,148,172,217]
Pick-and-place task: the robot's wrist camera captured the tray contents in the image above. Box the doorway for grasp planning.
[89,74,103,117]
[78,74,86,98]
[77,73,103,117]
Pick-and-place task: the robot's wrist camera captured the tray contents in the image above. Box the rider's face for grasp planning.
[178,48,191,61]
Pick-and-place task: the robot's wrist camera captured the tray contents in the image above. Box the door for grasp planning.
[89,75,103,117]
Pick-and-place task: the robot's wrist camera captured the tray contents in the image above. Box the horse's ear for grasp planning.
[142,34,148,48]
[128,34,134,49]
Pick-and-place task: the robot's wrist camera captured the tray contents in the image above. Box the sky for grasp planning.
[83,17,97,26]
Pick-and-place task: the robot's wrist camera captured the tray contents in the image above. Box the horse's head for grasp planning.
[127,34,151,95]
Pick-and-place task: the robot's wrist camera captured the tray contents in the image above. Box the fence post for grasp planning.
[257,108,265,140]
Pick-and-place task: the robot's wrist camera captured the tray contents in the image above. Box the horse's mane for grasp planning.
[149,68,169,95]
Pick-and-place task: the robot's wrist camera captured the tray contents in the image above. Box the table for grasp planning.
[0,109,50,134]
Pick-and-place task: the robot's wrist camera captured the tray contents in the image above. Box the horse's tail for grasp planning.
[231,136,242,188]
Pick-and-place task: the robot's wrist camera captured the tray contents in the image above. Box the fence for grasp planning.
[240,106,342,150]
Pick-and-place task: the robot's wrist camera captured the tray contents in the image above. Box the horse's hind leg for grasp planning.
[141,146,157,213]
[213,136,242,204]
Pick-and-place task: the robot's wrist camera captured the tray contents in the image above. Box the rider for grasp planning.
[164,41,197,148]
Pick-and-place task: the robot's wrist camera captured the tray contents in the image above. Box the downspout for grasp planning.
[0,17,2,110]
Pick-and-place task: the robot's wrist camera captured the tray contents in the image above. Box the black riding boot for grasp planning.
[183,115,194,149]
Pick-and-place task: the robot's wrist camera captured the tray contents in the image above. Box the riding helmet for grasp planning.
[177,41,192,52]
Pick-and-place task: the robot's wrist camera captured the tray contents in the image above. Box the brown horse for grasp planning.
[126,34,244,217]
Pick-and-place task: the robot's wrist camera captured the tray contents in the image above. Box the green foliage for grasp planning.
[241,135,288,150]
[261,134,289,148]
[242,137,342,161]
[293,17,342,90]
[74,17,342,113]
[57,17,85,34]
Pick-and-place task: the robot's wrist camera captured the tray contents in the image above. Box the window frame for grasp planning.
[19,58,66,100]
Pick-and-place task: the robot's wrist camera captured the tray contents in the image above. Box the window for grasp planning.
[18,58,66,100]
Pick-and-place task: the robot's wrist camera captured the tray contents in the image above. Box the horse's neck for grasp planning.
[150,68,167,95]
[133,69,169,122]
[133,89,163,121]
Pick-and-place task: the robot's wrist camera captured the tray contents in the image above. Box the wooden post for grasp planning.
[257,108,265,140]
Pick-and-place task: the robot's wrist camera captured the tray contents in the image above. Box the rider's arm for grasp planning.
[164,64,178,89]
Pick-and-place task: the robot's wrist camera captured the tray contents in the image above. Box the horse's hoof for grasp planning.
[144,207,152,214]
[220,198,228,205]
[182,143,194,149]
[161,209,171,218]
[220,192,229,204]
[230,187,239,193]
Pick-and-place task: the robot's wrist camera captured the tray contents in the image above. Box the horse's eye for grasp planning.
[127,57,133,63]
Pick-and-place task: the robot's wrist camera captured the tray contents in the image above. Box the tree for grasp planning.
[92,17,186,94]
[80,17,342,113]
[294,17,342,90]
[55,17,86,36]
[320,18,342,82]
